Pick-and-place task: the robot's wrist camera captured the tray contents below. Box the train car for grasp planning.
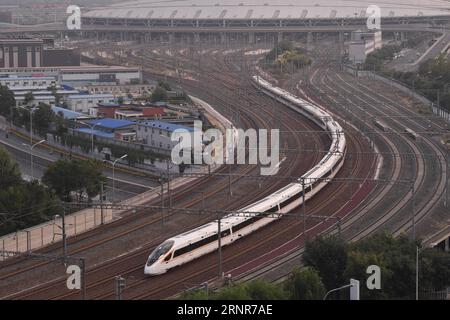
[404,127,419,140]
[373,119,389,132]
[144,76,347,276]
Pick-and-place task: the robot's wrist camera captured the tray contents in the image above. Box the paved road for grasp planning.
[388,31,450,72]
[0,129,158,203]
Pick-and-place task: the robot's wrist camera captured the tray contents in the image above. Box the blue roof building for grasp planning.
[86,118,135,130]
[74,118,136,141]
[138,120,196,132]
[52,105,93,120]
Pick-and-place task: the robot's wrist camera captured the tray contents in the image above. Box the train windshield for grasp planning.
[146,240,174,266]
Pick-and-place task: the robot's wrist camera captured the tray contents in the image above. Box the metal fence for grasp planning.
[0,206,113,261]
[342,64,450,125]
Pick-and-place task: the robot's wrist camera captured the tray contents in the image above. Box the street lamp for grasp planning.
[112,154,127,202]
[23,139,45,180]
[18,105,38,147]
[78,121,101,154]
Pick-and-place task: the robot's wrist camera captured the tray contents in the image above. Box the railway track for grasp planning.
[0,43,330,299]
[194,47,447,288]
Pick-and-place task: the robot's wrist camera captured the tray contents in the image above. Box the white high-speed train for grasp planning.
[144,76,347,275]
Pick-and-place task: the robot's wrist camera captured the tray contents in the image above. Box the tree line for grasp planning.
[180,232,449,300]
[0,147,106,236]
[265,40,312,73]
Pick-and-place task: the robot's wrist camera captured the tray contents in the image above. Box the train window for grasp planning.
[146,240,174,266]
[164,252,172,262]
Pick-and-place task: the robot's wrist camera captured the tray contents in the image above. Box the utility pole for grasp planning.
[228,165,232,197]
[160,174,164,226]
[100,182,104,225]
[62,205,67,258]
[217,214,223,278]
[411,183,416,241]
[167,160,171,210]
[80,258,86,300]
[301,178,307,240]
[115,276,126,300]
[416,246,419,300]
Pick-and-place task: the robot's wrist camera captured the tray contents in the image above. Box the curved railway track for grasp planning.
[0,44,333,299]
[0,43,376,300]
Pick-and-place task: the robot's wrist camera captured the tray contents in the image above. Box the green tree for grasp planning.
[0,85,15,118]
[24,91,35,106]
[80,160,106,202]
[344,250,388,299]
[33,103,55,136]
[420,248,450,292]
[157,79,172,91]
[303,235,347,290]
[213,285,251,300]
[179,288,210,300]
[285,267,326,300]
[42,159,106,202]
[151,86,168,102]
[0,147,21,190]
[42,160,76,201]
[0,181,58,235]
[244,280,286,300]
[348,232,417,299]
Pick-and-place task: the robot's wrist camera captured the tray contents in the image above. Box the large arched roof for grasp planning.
[84,0,450,20]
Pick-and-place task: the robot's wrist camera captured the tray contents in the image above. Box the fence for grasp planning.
[342,64,450,124]
[0,206,113,261]
[0,96,226,260]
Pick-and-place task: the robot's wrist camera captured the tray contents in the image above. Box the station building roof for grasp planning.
[84,0,450,20]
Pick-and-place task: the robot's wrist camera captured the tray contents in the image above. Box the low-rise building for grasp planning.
[15,95,55,107]
[60,66,143,87]
[84,84,155,96]
[74,118,136,142]
[0,76,57,89]
[95,103,165,120]
[51,105,94,121]
[348,30,383,64]
[66,93,115,114]
[136,120,197,151]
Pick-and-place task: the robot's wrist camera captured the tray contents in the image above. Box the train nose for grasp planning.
[144,265,153,275]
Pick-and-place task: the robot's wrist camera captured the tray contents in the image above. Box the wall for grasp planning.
[43,49,81,67]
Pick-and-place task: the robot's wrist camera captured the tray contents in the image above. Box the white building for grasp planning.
[0,76,57,89]
[66,94,115,114]
[15,95,56,107]
[60,66,143,87]
[136,120,198,151]
[348,30,382,64]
